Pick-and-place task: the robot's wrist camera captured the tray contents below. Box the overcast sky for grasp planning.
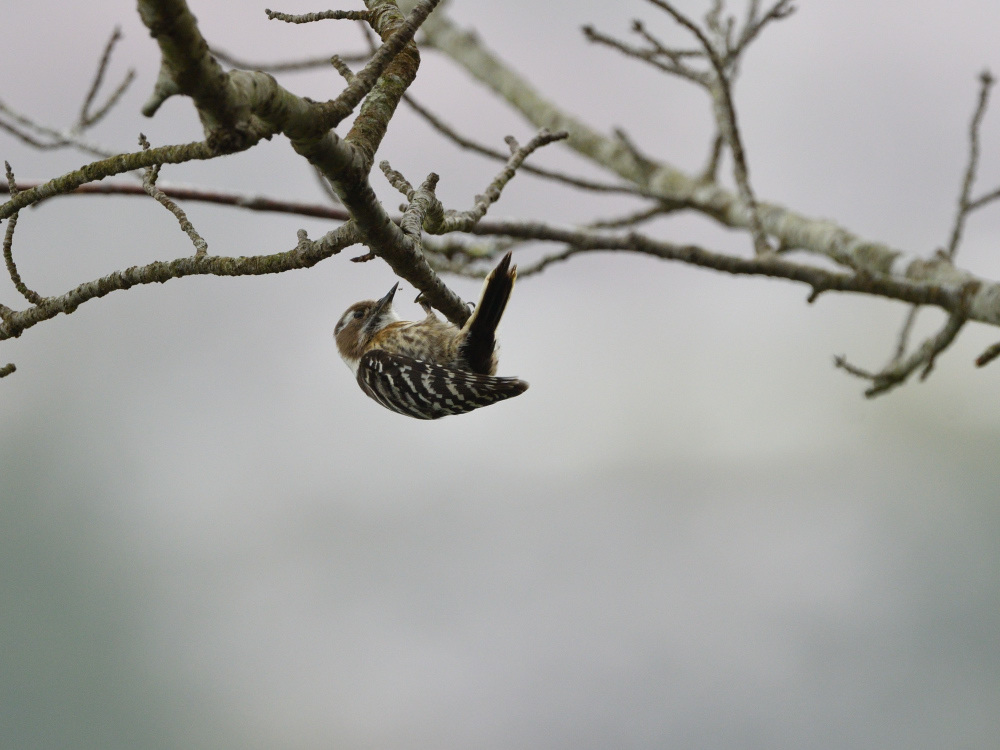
[3,2,1000,749]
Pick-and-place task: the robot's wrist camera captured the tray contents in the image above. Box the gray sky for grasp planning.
[3,2,1000,748]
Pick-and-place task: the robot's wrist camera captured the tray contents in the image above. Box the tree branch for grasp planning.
[420,5,915,274]
[647,0,771,254]
[2,162,44,305]
[835,300,969,398]
[0,179,353,221]
[0,140,220,220]
[0,224,360,342]
[945,70,994,260]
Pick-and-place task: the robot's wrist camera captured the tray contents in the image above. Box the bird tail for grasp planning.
[460,251,516,375]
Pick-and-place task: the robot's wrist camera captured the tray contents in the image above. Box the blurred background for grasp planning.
[2,1,1000,748]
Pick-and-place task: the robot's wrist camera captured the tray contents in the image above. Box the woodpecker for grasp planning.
[334,252,528,419]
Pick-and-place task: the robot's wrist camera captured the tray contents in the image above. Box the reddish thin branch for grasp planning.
[1,180,351,221]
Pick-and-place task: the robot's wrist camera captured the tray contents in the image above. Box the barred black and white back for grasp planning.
[356,350,528,420]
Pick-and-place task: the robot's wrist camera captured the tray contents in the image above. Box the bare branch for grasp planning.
[648,0,770,254]
[139,134,209,256]
[1,140,226,222]
[380,160,416,198]
[2,162,44,305]
[631,18,703,64]
[613,128,658,172]
[975,339,1000,367]
[0,98,118,158]
[314,168,343,205]
[967,185,1000,212]
[421,234,518,267]
[403,94,649,196]
[319,0,443,131]
[835,303,968,398]
[422,4,856,266]
[82,70,137,131]
[945,70,995,260]
[79,27,136,129]
[873,71,997,385]
[587,203,678,229]
[730,0,795,61]
[398,173,442,240]
[700,131,725,182]
[1,179,352,221]
[0,26,134,160]
[328,55,356,82]
[0,115,58,150]
[8,168,1000,334]
[265,8,371,24]
[434,130,569,233]
[378,130,566,265]
[457,223,973,319]
[211,47,372,72]
[892,305,920,363]
[581,23,706,83]
[0,223,361,343]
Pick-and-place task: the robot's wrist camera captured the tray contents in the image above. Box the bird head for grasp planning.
[334,282,400,369]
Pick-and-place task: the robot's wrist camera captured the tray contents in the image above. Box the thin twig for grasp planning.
[835,307,967,398]
[631,18,703,64]
[834,282,976,397]
[421,234,518,264]
[587,202,679,229]
[436,130,569,233]
[891,305,920,364]
[967,185,1000,211]
[730,0,795,62]
[1,179,352,221]
[79,27,136,128]
[2,162,43,305]
[380,160,416,198]
[265,8,370,24]
[700,132,725,182]
[82,70,136,130]
[614,128,658,171]
[975,339,1000,367]
[378,129,568,239]
[581,23,705,83]
[211,47,371,72]
[882,71,996,377]
[648,0,771,254]
[139,134,209,256]
[80,27,122,123]
[0,27,134,159]
[403,94,649,197]
[0,98,116,158]
[945,70,995,260]
[329,55,356,82]
[0,117,57,149]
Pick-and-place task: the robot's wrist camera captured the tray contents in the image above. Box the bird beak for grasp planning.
[372,282,399,316]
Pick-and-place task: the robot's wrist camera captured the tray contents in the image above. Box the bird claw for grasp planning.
[413,291,435,314]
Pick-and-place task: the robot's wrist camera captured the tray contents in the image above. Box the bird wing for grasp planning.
[356,349,528,420]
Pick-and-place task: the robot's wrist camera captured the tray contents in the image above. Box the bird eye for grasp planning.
[353,309,364,319]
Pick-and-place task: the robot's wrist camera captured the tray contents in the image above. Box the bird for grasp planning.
[334,251,528,419]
